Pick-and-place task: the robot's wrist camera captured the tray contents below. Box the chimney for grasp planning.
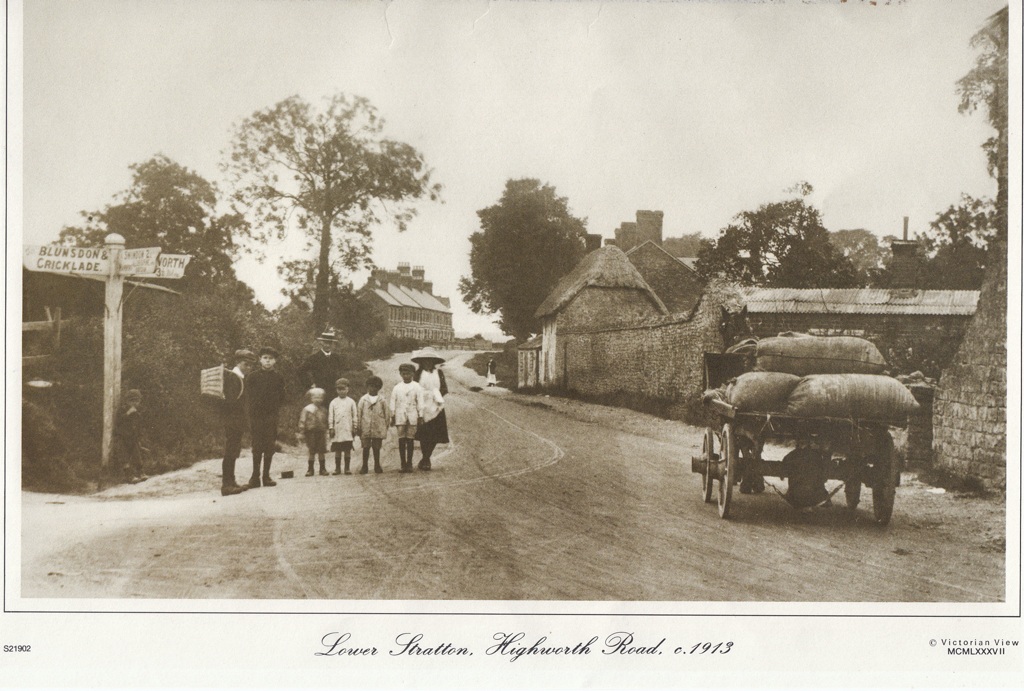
[889,217,920,289]
[615,221,639,252]
[585,233,602,252]
[636,210,664,246]
[422,281,433,295]
[397,262,411,276]
[412,265,425,280]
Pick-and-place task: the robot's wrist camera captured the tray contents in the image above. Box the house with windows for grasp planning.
[358,263,454,344]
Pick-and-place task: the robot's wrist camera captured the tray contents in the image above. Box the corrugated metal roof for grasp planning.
[741,288,980,316]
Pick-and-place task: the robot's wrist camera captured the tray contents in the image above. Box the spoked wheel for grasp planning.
[871,432,898,525]
[718,423,736,519]
[701,427,716,503]
[845,462,862,510]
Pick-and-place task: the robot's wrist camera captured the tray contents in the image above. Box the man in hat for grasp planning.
[300,328,344,404]
[221,349,257,496]
[245,346,286,488]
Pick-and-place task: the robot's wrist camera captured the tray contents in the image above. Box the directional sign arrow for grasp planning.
[23,244,110,275]
[118,247,162,275]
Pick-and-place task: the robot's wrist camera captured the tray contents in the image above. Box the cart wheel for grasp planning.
[701,427,716,503]
[845,464,862,510]
[718,423,736,519]
[871,433,898,525]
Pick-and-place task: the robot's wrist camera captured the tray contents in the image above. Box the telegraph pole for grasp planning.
[100,233,125,486]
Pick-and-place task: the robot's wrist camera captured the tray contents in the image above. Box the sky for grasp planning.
[15,0,1006,338]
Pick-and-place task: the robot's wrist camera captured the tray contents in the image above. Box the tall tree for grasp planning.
[59,154,244,288]
[914,195,997,290]
[459,179,588,339]
[696,183,858,288]
[829,228,889,286]
[957,6,1008,236]
[222,93,442,331]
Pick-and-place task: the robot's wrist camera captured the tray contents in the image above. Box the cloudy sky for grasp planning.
[16,0,1005,337]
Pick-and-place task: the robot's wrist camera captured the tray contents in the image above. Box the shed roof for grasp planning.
[626,241,699,275]
[534,245,669,318]
[741,288,980,316]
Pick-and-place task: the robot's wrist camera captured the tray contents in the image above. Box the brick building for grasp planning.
[608,210,665,252]
[740,288,979,376]
[358,263,454,344]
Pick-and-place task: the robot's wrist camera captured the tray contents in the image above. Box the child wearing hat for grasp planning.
[328,378,358,475]
[115,389,147,483]
[357,375,389,474]
[390,363,423,473]
[245,346,286,488]
[299,388,329,476]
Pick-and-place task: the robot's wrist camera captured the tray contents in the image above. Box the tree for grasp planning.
[59,154,244,288]
[957,6,1008,236]
[662,233,704,258]
[459,179,588,339]
[222,93,442,331]
[829,228,889,286]
[695,183,858,288]
[914,195,997,290]
[276,258,385,344]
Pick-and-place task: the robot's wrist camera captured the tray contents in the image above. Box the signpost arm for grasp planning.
[100,233,125,487]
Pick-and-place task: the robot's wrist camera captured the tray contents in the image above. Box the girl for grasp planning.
[411,348,449,471]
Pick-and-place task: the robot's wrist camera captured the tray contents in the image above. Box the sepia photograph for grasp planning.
[4,0,1021,687]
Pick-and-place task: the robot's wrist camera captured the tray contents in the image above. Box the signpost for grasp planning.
[23,235,191,484]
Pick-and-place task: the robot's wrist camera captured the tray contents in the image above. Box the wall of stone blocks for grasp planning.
[932,243,1007,489]
[557,293,726,424]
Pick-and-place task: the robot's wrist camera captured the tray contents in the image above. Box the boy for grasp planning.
[222,349,257,495]
[116,389,147,483]
[357,375,389,474]
[299,388,329,476]
[246,346,286,488]
[328,378,358,475]
[390,363,423,473]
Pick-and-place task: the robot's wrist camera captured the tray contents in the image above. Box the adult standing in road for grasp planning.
[222,349,257,496]
[412,348,449,471]
[300,328,344,403]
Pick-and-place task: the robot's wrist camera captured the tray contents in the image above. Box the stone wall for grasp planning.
[932,242,1007,489]
[558,292,730,423]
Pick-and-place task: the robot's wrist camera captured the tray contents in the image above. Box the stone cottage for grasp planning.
[534,245,668,388]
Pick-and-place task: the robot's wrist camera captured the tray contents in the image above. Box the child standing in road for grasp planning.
[328,378,358,475]
[390,363,423,473]
[116,389,148,483]
[300,387,329,476]
[357,375,389,474]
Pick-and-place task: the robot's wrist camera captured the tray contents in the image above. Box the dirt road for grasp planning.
[21,352,1005,601]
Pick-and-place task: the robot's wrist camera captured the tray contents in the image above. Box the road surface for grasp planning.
[21,352,1005,601]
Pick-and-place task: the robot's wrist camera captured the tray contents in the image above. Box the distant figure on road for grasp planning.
[221,349,257,496]
[328,378,358,475]
[486,358,498,387]
[300,388,329,477]
[246,346,286,489]
[116,388,147,484]
[391,363,423,473]
[299,329,344,404]
[413,348,449,471]
[357,376,389,474]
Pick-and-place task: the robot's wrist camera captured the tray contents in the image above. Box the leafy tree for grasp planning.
[276,258,385,344]
[662,233,704,258]
[221,93,442,331]
[695,183,858,288]
[59,154,245,289]
[829,229,890,286]
[957,6,1008,235]
[913,195,997,290]
[459,178,588,339]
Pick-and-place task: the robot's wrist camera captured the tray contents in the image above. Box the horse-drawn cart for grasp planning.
[691,352,902,524]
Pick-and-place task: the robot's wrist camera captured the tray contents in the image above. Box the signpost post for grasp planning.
[23,235,190,486]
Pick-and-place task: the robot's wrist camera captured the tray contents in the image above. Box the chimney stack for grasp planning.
[585,233,602,252]
[397,262,411,276]
[636,210,664,246]
[903,216,909,241]
[889,217,920,289]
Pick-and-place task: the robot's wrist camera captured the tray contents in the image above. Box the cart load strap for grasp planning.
[754,334,887,376]
[785,374,920,422]
[727,372,801,413]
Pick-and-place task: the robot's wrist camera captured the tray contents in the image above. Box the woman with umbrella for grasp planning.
[412,347,449,471]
